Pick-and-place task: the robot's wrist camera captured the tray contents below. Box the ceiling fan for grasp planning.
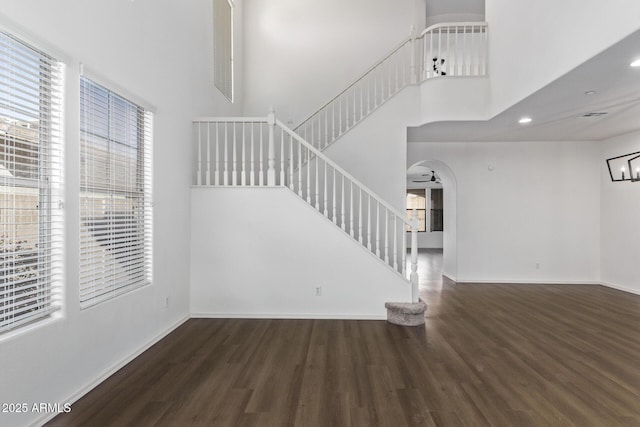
[411,170,441,184]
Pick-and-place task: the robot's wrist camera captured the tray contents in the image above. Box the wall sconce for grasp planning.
[606,151,640,182]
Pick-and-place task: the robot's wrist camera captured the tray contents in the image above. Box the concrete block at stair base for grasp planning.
[384,300,427,326]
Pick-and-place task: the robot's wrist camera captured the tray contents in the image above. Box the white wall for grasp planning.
[408,140,601,283]
[242,0,424,124]
[486,0,640,116]
[324,88,421,213]
[416,232,444,248]
[0,1,241,426]
[600,130,640,295]
[191,187,410,318]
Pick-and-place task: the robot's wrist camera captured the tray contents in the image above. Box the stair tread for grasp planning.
[384,301,427,314]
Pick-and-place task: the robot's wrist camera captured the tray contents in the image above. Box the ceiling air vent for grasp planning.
[581,112,608,118]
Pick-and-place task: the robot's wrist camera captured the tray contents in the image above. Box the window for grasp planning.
[406,188,444,232]
[430,188,443,232]
[214,0,234,101]
[0,32,63,333]
[406,189,426,232]
[79,77,152,308]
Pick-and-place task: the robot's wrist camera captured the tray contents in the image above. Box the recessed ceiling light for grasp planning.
[585,90,596,96]
[631,59,640,67]
[518,117,532,124]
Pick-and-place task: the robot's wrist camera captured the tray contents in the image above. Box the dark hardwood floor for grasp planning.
[47,253,640,426]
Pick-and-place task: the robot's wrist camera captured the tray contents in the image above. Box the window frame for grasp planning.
[213,0,234,102]
[0,30,64,334]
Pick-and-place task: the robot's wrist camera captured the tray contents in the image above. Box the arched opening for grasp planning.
[406,160,457,292]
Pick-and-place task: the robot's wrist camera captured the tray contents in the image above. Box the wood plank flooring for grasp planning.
[47,281,640,426]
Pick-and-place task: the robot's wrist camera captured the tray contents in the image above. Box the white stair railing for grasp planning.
[417,22,488,80]
[294,37,414,151]
[193,112,420,301]
[294,22,488,151]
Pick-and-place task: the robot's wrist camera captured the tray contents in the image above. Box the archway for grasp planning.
[406,159,457,287]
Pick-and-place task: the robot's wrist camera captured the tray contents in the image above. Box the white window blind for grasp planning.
[79,77,152,308]
[0,32,63,333]
[214,0,234,101]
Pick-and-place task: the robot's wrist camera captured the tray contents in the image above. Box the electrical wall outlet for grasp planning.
[314,286,322,296]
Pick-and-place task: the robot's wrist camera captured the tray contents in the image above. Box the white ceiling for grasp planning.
[408,27,640,142]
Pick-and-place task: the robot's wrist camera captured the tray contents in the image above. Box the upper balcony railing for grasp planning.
[294,22,488,151]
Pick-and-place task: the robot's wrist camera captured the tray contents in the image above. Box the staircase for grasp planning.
[191,22,488,315]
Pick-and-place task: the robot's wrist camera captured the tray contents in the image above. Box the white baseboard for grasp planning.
[454,279,601,285]
[600,281,640,296]
[191,312,386,320]
[442,271,457,282]
[32,315,190,427]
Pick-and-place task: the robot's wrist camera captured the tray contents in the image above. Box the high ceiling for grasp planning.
[408,27,640,142]
[425,0,485,18]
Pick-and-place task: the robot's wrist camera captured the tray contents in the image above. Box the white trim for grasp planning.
[0,12,73,63]
[31,315,189,427]
[442,271,457,282]
[191,313,387,320]
[600,281,640,296]
[454,279,600,285]
[79,63,156,113]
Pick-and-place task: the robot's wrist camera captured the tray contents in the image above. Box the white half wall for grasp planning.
[190,187,411,318]
[486,0,640,116]
[0,2,241,426]
[408,140,601,283]
[600,130,640,295]
[242,0,424,123]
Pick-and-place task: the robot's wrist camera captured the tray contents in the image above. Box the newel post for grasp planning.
[410,208,419,303]
[267,106,276,186]
[409,25,417,84]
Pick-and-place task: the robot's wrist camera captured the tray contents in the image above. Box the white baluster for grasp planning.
[471,26,476,75]
[332,167,337,223]
[288,133,293,190]
[241,123,246,185]
[367,195,372,251]
[311,116,315,148]
[267,108,276,186]
[332,102,336,142]
[324,109,328,149]
[250,122,255,185]
[463,25,467,76]
[393,215,398,271]
[446,26,450,76]
[375,203,380,257]
[232,123,237,185]
[214,122,220,185]
[297,142,302,196]
[340,175,345,231]
[314,154,319,209]
[374,68,378,107]
[349,181,354,238]
[206,123,211,185]
[323,161,328,217]
[280,129,285,185]
[352,87,356,125]
[428,32,433,79]
[384,208,389,264]
[197,123,202,185]
[402,220,407,276]
[339,97,342,135]
[306,149,311,203]
[259,122,264,186]
[223,122,229,185]
[410,209,419,303]
[358,188,363,244]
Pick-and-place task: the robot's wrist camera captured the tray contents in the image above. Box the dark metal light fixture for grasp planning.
[606,151,640,182]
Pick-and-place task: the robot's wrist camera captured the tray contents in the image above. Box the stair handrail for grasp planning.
[278,119,410,225]
[419,21,488,37]
[293,36,412,132]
